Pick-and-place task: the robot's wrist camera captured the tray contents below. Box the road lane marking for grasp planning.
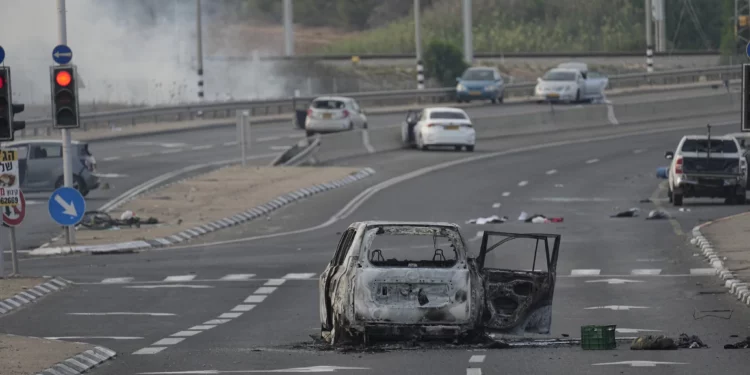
[124,284,213,289]
[571,269,601,276]
[362,130,375,153]
[220,274,256,281]
[585,279,643,284]
[502,192,511,197]
[257,136,281,142]
[631,269,662,275]
[592,360,687,367]
[153,338,184,346]
[223,141,238,146]
[690,268,716,275]
[67,312,175,316]
[270,145,292,151]
[467,369,482,375]
[101,277,134,284]
[137,366,371,374]
[102,156,121,161]
[584,305,649,311]
[219,312,243,319]
[133,347,167,355]
[264,279,286,286]
[633,149,645,154]
[160,149,183,154]
[586,158,599,164]
[469,355,486,363]
[283,273,316,279]
[164,275,196,282]
[46,336,143,340]
[615,328,662,333]
[253,287,277,294]
[171,331,200,337]
[191,145,214,151]
[532,197,612,202]
[190,325,216,330]
[231,304,256,312]
[650,181,684,236]
[204,319,230,325]
[518,180,528,187]
[244,295,266,303]
[545,169,557,175]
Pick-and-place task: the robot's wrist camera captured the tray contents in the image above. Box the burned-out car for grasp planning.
[319,221,561,344]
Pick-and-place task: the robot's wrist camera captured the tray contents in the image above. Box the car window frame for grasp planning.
[332,228,356,267]
[29,144,63,160]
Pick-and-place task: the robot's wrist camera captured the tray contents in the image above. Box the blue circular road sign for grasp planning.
[746,41,750,58]
[52,44,73,65]
[48,187,86,226]
[0,46,5,65]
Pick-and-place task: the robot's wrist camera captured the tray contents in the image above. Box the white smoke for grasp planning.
[0,0,286,109]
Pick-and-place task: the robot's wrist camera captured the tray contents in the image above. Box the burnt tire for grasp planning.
[672,193,683,206]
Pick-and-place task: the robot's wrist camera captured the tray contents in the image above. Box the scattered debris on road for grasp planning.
[631,333,708,350]
[80,210,159,230]
[646,209,670,220]
[724,337,750,349]
[518,212,563,223]
[677,333,708,349]
[466,215,508,224]
[611,208,639,218]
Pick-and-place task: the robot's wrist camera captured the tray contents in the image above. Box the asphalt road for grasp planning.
[3,110,750,374]
[9,85,728,252]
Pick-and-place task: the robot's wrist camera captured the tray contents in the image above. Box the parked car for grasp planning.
[727,132,750,190]
[455,67,505,104]
[319,221,561,344]
[304,96,368,137]
[2,140,99,196]
[401,107,475,151]
[665,135,747,206]
[534,63,608,103]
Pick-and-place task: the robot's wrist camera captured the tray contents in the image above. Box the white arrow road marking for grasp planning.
[592,361,687,367]
[46,336,143,340]
[584,305,649,311]
[124,284,213,289]
[54,194,78,216]
[585,278,644,284]
[67,312,176,316]
[615,328,662,334]
[138,366,371,374]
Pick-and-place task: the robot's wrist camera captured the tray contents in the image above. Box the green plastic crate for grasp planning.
[581,325,616,350]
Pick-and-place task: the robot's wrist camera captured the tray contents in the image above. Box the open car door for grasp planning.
[476,231,561,335]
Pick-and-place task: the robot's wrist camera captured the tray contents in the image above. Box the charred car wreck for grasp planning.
[319,221,561,345]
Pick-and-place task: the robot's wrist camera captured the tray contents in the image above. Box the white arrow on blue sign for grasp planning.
[48,187,85,226]
[52,44,73,65]
[0,46,5,65]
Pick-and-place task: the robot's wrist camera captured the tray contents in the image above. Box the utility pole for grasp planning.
[196,0,204,100]
[653,0,666,52]
[462,0,473,64]
[414,0,424,90]
[646,0,654,73]
[56,0,75,244]
[283,0,294,57]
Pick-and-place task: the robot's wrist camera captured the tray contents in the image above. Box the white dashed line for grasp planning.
[223,141,238,146]
[467,368,482,375]
[218,312,243,319]
[133,347,167,355]
[633,149,645,154]
[244,295,266,303]
[163,275,196,282]
[152,338,184,346]
[287,133,304,139]
[102,156,121,161]
[171,331,200,337]
[160,149,183,154]
[231,304,256,312]
[191,145,214,151]
[101,277,134,284]
[546,169,557,175]
[220,274,256,281]
[518,181,528,187]
[253,287,277,294]
[469,355,486,363]
[203,319,230,325]
[264,279,286,286]
[270,146,292,151]
[124,284,213,289]
[257,136,281,142]
[631,269,662,276]
[502,192,511,197]
[586,158,600,164]
[190,325,216,330]
[283,273,317,279]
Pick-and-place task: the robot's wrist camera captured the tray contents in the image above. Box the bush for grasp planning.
[424,40,468,87]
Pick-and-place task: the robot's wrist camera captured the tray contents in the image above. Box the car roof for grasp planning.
[312,96,351,102]
[356,220,460,228]
[683,135,736,140]
[546,68,579,74]
[425,107,467,113]
[557,62,588,71]
[3,139,85,146]
[727,133,750,139]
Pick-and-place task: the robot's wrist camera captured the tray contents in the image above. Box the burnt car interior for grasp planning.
[367,225,459,268]
[476,231,561,334]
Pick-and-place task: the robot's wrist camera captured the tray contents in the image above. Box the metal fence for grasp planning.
[21,64,741,137]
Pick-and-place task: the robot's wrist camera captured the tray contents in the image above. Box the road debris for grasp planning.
[631,333,708,350]
[611,208,639,218]
[724,337,750,349]
[466,215,508,224]
[677,333,708,348]
[518,212,563,223]
[80,211,159,230]
[646,209,670,220]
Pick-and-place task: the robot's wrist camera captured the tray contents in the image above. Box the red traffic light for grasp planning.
[0,76,4,89]
[56,71,72,87]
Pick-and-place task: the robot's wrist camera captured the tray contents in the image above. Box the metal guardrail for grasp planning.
[218,50,722,62]
[21,64,741,137]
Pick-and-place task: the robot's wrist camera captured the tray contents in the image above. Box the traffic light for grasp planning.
[50,65,80,129]
[0,67,25,141]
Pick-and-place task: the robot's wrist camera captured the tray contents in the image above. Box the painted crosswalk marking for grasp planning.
[101,277,134,284]
[282,273,316,279]
[133,347,166,355]
[220,274,255,281]
[631,269,662,276]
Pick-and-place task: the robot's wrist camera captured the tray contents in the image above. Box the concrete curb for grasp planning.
[36,345,117,375]
[30,167,376,256]
[690,213,750,307]
[0,278,73,316]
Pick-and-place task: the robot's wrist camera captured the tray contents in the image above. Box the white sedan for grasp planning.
[534,67,608,103]
[401,107,475,151]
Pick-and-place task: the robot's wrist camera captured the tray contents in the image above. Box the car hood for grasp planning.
[459,80,497,87]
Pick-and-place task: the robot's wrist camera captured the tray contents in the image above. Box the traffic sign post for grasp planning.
[0,149,20,207]
[743,64,750,132]
[48,187,85,227]
[52,44,73,65]
[3,190,26,275]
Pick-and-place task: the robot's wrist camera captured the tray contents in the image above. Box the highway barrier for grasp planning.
[19,65,741,138]
[284,90,741,166]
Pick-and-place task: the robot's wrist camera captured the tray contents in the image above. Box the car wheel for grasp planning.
[672,193,683,206]
[348,122,354,130]
[362,122,368,129]
[491,98,498,104]
[466,145,475,152]
[575,90,581,103]
[498,94,504,103]
[454,146,462,151]
[668,189,673,203]
[418,134,428,151]
[55,175,88,196]
[738,194,747,205]
[305,129,315,137]
[457,99,463,103]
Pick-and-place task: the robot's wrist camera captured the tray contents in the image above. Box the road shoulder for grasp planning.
[0,277,73,316]
[0,333,116,375]
[692,212,750,306]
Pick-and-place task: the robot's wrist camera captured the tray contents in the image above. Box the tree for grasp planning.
[424,40,468,87]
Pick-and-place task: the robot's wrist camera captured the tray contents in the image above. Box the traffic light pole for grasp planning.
[57,0,75,245]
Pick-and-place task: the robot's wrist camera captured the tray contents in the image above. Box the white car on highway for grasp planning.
[401,107,475,151]
[304,96,368,137]
[534,63,608,103]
